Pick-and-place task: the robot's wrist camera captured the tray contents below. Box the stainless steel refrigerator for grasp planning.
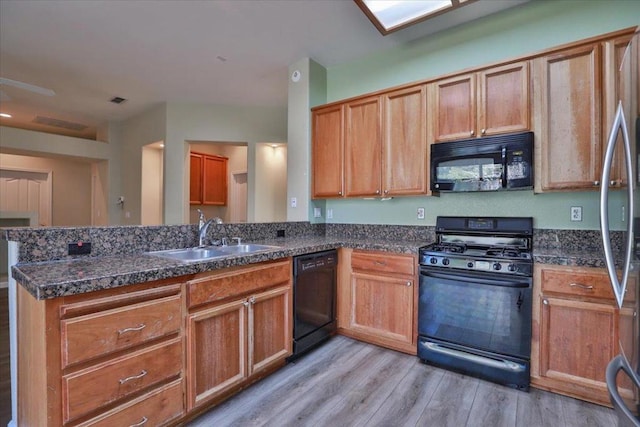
[600,27,640,427]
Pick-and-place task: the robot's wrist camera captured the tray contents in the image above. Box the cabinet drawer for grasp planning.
[351,251,414,276]
[62,338,182,423]
[77,379,184,427]
[61,295,182,368]
[188,259,291,308]
[540,266,636,302]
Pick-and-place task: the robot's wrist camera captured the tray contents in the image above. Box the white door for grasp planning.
[0,168,52,226]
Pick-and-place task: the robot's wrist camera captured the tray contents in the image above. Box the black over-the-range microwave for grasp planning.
[430,131,534,192]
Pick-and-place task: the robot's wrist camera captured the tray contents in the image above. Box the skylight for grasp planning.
[355,0,474,35]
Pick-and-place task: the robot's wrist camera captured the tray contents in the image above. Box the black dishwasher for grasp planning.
[291,250,337,359]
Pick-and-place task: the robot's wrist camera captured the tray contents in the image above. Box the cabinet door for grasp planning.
[534,44,603,191]
[603,34,635,187]
[479,61,530,136]
[382,85,428,195]
[186,299,247,410]
[430,74,476,142]
[203,155,227,205]
[312,105,344,198]
[189,153,203,204]
[350,272,414,347]
[345,96,382,196]
[248,286,291,375]
[538,296,617,404]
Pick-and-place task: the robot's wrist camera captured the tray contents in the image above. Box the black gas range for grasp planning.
[419,216,533,277]
[417,216,533,391]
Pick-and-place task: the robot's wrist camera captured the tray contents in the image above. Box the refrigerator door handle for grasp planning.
[600,101,633,309]
[607,355,640,426]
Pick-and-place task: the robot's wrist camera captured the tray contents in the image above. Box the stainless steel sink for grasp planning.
[147,244,279,262]
[218,244,280,253]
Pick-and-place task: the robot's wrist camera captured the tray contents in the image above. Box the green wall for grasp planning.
[315,0,640,230]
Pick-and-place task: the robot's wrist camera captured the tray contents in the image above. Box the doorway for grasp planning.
[141,142,164,225]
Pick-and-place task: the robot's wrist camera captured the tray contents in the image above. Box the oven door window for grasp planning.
[434,154,503,191]
[419,270,531,359]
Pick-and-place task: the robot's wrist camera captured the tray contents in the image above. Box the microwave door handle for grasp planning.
[501,147,507,188]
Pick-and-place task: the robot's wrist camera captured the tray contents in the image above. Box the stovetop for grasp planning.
[419,216,534,277]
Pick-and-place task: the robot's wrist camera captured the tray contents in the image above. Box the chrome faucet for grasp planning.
[196,210,223,247]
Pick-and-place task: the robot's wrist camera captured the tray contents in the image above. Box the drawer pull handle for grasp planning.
[374,261,387,266]
[119,370,147,385]
[569,283,594,290]
[118,324,146,335]
[130,417,148,427]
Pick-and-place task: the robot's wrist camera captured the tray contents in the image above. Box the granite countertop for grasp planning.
[11,236,425,300]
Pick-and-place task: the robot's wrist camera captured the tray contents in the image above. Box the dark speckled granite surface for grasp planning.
[3,222,618,300]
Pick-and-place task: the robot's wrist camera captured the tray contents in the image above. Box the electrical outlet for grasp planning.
[417,207,425,220]
[313,207,321,218]
[290,197,297,208]
[570,206,582,222]
[68,241,91,255]
[327,208,333,219]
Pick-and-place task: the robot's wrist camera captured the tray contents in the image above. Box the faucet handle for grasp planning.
[231,237,242,245]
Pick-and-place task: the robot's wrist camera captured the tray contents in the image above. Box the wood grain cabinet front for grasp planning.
[185,260,292,411]
[190,151,228,205]
[531,264,637,407]
[17,280,185,427]
[337,249,418,355]
[429,61,530,142]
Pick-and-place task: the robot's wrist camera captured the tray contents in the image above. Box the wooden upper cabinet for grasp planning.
[344,96,382,197]
[190,152,228,205]
[430,74,476,141]
[479,61,530,136]
[382,85,428,196]
[430,61,530,142]
[603,34,636,188]
[203,155,227,205]
[533,43,603,191]
[312,104,344,198]
[190,153,204,204]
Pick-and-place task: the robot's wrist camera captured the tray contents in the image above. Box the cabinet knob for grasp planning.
[243,301,250,307]
[384,190,388,194]
[338,191,342,196]
[249,296,256,305]
[542,299,549,305]
[376,190,380,194]
[470,130,475,136]
[610,180,618,186]
[593,181,600,186]
[481,129,486,135]
[406,281,412,287]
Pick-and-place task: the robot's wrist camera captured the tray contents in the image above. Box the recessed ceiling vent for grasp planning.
[110,96,127,104]
[32,115,88,131]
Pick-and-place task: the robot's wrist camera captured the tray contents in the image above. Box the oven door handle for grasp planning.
[420,270,530,288]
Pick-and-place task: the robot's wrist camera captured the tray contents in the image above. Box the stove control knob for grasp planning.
[508,264,517,272]
[442,258,450,266]
[467,262,474,268]
[430,257,438,265]
[493,263,502,271]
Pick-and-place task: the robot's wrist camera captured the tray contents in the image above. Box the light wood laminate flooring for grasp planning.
[188,335,616,427]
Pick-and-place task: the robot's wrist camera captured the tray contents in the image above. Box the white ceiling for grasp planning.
[0,0,528,140]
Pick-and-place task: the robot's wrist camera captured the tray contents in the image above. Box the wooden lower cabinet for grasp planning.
[185,260,292,411]
[531,264,637,406]
[17,258,293,426]
[337,249,417,354]
[17,279,185,427]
